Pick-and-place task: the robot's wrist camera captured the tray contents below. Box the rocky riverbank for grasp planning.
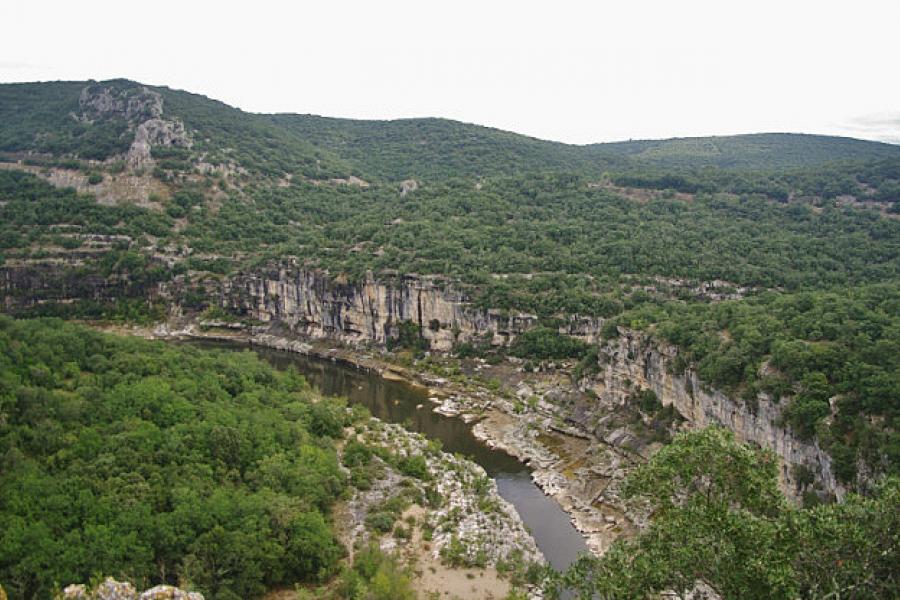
[129,321,645,560]
[340,417,545,598]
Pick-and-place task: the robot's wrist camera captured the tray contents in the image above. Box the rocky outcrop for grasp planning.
[60,578,202,600]
[219,264,603,350]
[78,84,163,122]
[223,267,530,350]
[128,117,191,169]
[0,162,168,208]
[584,328,844,500]
[0,256,839,501]
[1,258,167,313]
[399,179,418,196]
[350,418,544,566]
[77,83,192,169]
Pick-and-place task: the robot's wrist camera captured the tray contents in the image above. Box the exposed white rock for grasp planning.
[592,328,844,500]
[399,179,418,196]
[60,578,203,600]
[349,419,544,567]
[217,266,602,351]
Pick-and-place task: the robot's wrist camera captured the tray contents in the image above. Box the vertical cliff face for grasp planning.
[1,260,164,312]
[217,267,842,499]
[219,265,603,350]
[589,328,845,500]
[2,260,840,499]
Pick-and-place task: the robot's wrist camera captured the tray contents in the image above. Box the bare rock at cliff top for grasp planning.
[399,179,418,196]
[139,585,204,600]
[60,578,203,600]
[63,578,136,599]
[78,84,163,122]
[76,84,192,169]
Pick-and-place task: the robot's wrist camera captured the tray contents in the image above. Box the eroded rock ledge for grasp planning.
[584,328,844,500]
[217,264,603,350]
[60,578,202,600]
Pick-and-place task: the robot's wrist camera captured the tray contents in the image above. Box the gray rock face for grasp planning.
[128,116,191,169]
[219,268,839,496]
[78,84,163,121]
[61,578,203,600]
[590,328,844,499]
[76,83,192,168]
[219,264,603,350]
[138,585,204,600]
[223,266,510,350]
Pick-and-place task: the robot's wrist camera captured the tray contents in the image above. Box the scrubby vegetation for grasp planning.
[612,155,900,206]
[184,173,900,293]
[0,81,137,160]
[509,327,591,360]
[0,169,172,245]
[599,133,900,169]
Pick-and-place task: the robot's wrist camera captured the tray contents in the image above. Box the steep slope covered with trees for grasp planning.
[0,318,349,599]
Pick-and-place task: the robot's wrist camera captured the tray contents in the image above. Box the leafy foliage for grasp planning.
[1,80,898,490]
[269,114,625,181]
[552,428,899,599]
[612,155,900,204]
[186,173,900,295]
[0,169,172,246]
[0,318,348,599]
[599,133,900,169]
[508,327,590,360]
[0,81,137,160]
[335,544,416,600]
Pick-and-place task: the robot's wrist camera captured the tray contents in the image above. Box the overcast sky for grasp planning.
[2,0,899,145]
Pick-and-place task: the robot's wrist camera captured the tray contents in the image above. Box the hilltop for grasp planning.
[2,79,899,182]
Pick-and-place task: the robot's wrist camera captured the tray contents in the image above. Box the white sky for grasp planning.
[2,0,899,145]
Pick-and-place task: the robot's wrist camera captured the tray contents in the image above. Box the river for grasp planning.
[188,339,590,572]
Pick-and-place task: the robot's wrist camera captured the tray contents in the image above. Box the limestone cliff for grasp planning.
[0,259,841,498]
[61,578,202,600]
[1,256,165,313]
[583,327,845,500]
[218,263,602,350]
[77,83,192,169]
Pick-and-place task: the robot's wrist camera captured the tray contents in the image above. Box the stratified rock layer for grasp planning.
[585,328,843,499]
[221,264,602,350]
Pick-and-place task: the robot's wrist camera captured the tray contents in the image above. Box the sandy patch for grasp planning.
[400,507,512,600]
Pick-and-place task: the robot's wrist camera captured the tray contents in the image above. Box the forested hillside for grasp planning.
[596,132,900,169]
[0,79,898,598]
[267,114,626,180]
[4,79,900,181]
[552,428,898,599]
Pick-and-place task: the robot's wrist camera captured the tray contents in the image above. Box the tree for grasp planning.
[552,428,899,599]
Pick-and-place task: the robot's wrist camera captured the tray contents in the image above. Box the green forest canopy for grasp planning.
[0,317,350,600]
